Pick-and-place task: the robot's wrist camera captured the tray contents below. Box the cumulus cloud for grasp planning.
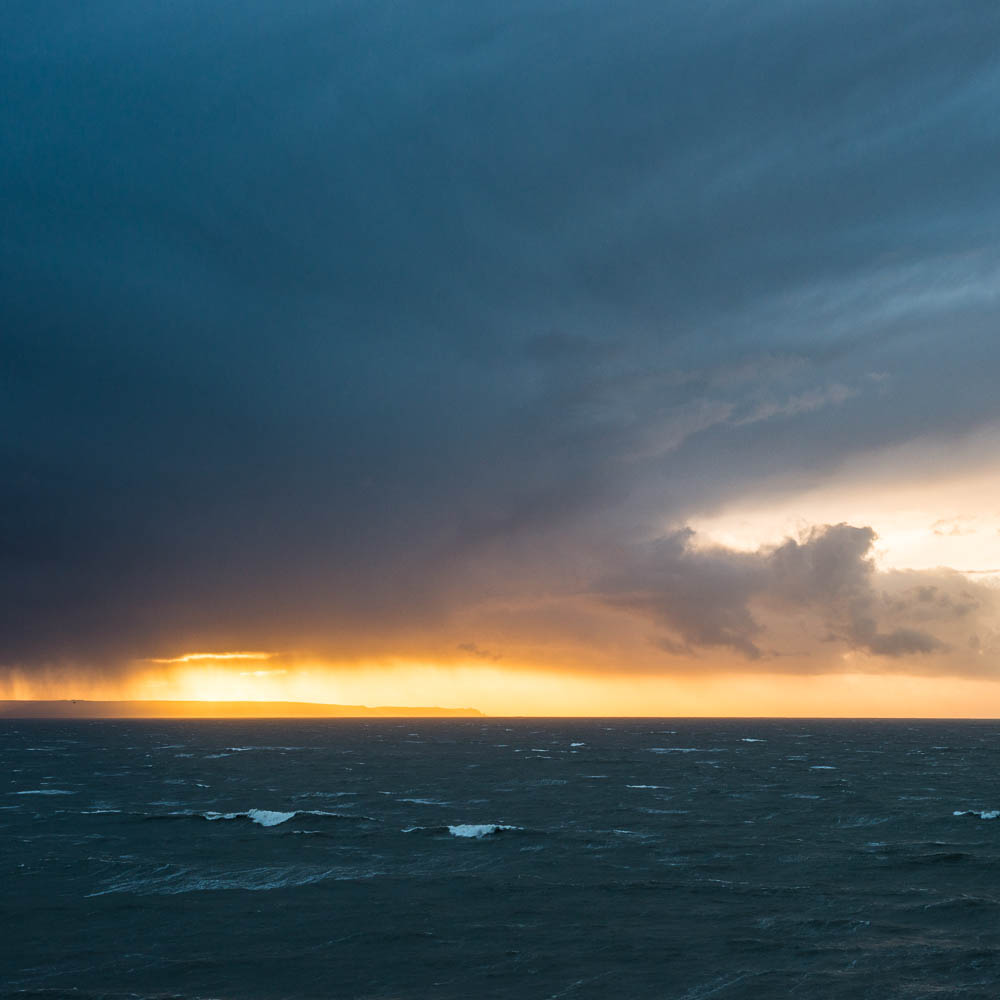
[597,524,995,673]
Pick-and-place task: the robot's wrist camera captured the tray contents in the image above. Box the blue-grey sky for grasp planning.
[4,0,1000,688]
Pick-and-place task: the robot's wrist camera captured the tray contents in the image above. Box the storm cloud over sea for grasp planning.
[4,719,1000,999]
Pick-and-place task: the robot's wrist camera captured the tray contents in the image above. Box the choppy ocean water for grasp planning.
[3,718,1000,999]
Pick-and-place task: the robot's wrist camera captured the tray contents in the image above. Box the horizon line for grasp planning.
[1,698,999,721]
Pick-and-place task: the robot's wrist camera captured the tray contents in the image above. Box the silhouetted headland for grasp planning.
[0,700,483,719]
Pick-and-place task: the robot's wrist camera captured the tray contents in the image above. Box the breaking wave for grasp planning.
[155,808,368,827]
[402,823,524,838]
[448,823,521,838]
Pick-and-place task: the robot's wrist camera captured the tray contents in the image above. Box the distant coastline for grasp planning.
[0,700,483,719]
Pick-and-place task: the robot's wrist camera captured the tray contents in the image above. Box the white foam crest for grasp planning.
[225,746,310,752]
[246,809,297,827]
[570,742,586,747]
[447,823,521,838]
[741,738,766,742]
[954,809,1000,820]
[626,784,665,789]
[13,789,75,795]
[179,808,361,827]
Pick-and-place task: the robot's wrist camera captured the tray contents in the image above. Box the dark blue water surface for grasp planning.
[3,719,1000,999]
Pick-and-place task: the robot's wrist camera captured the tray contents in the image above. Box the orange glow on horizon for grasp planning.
[144,651,276,664]
[3,657,1000,718]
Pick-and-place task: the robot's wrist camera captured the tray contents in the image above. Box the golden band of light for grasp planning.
[144,651,275,664]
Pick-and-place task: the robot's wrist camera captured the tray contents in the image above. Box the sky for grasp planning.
[3,0,1000,715]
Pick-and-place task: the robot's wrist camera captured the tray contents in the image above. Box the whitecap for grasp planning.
[245,809,297,827]
[954,809,1000,820]
[810,765,837,770]
[174,808,363,827]
[570,742,586,747]
[741,738,766,743]
[448,823,521,838]
[13,789,75,795]
[626,784,665,789]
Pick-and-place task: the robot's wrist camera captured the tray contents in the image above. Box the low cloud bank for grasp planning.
[598,523,996,675]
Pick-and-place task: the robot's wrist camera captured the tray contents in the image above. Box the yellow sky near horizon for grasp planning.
[4,655,1000,718]
[687,431,1000,576]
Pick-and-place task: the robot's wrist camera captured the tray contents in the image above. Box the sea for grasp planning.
[3,718,1000,999]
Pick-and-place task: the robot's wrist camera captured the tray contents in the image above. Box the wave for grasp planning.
[449,823,522,838]
[907,851,972,866]
[402,823,524,838]
[225,746,312,752]
[954,809,1000,820]
[12,789,75,795]
[157,808,368,827]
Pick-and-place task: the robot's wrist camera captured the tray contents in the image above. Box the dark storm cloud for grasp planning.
[3,0,1000,672]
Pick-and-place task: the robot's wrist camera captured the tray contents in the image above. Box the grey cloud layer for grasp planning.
[3,0,999,672]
